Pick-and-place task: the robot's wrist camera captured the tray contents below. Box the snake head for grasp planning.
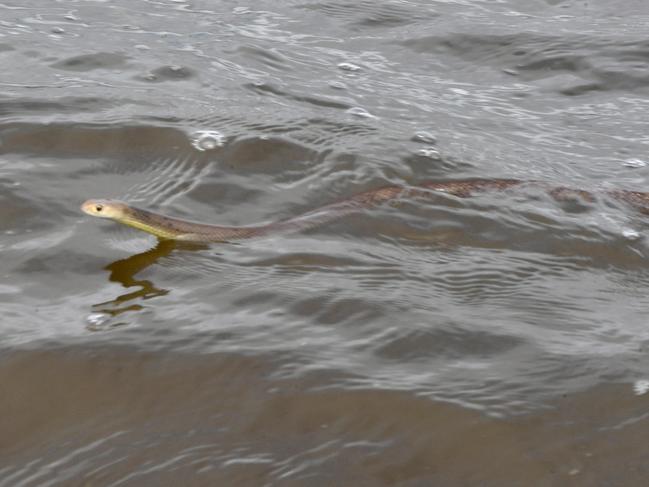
[81,199,129,219]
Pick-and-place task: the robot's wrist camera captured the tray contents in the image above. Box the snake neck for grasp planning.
[118,207,185,239]
[118,205,264,241]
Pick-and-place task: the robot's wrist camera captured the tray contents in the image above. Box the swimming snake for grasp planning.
[81,178,649,242]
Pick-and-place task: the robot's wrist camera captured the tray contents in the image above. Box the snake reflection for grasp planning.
[91,239,176,317]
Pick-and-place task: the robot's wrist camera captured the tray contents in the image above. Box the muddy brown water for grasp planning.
[3,0,649,485]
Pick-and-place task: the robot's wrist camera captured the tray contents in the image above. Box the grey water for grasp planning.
[2,0,649,485]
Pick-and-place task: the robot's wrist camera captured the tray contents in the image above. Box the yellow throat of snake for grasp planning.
[81,199,184,240]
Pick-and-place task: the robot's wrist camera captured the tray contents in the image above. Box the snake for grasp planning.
[81,178,649,243]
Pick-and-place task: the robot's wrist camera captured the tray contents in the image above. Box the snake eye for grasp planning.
[95,205,103,212]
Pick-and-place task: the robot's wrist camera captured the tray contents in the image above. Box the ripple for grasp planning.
[237,44,290,71]
[245,82,352,110]
[623,158,647,168]
[50,52,129,71]
[402,32,649,93]
[139,65,196,82]
[0,97,121,117]
[374,327,523,361]
[303,1,435,28]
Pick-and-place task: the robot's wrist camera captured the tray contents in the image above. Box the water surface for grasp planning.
[2,0,649,485]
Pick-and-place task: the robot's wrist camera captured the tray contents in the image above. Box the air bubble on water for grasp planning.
[337,62,361,72]
[412,131,437,144]
[191,130,225,151]
[622,228,641,240]
[417,147,441,159]
[85,312,112,331]
[623,158,647,168]
[633,380,649,395]
[346,107,375,118]
[329,81,346,90]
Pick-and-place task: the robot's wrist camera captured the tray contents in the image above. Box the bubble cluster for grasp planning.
[346,107,375,118]
[633,380,649,395]
[337,62,361,72]
[191,130,225,151]
[417,147,441,159]
[622,228,641,240]
[85,312,112,331]
[328,81,347,90]
[412,131,437,144]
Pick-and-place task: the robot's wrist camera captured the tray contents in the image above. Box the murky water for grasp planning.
[3,0,649,485]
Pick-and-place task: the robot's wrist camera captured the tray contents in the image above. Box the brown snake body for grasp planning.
[81,178,649,242]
